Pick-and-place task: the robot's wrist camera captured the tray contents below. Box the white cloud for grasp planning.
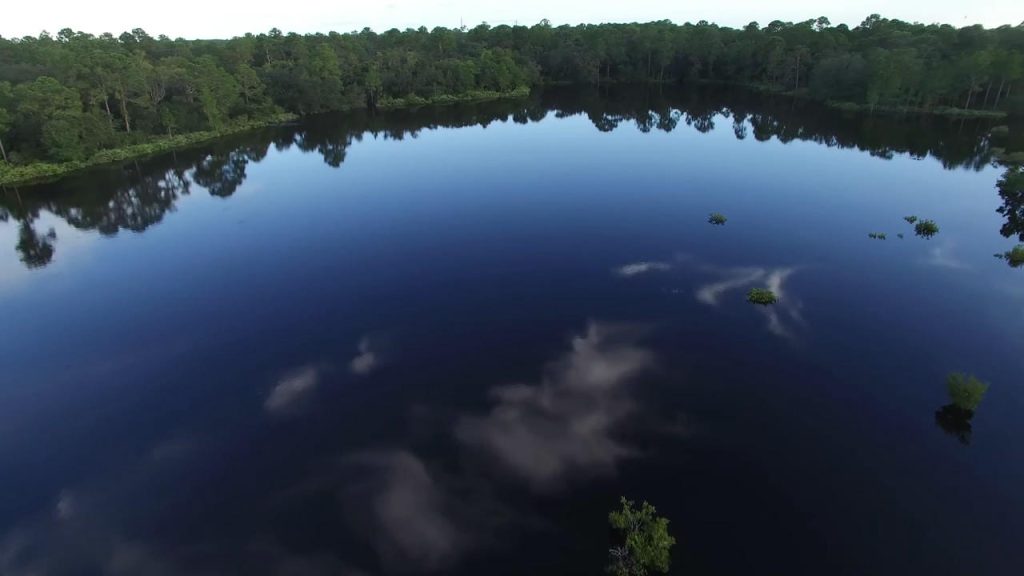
[264,366,320,415]
[456,322,654,489]
[349,338,378,376]
[694,264,804,339]
[761,268,803,338]
[614,261,672,277]
[695,266,764,305]
[924,241,970,270]
[54,490,75,520]
[342,451,466,572]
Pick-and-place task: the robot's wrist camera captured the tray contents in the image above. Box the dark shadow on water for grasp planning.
[935,404,975,446]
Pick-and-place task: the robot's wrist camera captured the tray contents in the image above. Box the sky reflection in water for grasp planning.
[1,86,1024,575]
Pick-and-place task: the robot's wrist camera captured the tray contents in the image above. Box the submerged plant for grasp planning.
[904,215,919,224]
[868,232,887,240]
[947,373,989,412]
[897,233,904,239]
[915,219,939,238]
[708,212,727,225]
[747,288,777,305]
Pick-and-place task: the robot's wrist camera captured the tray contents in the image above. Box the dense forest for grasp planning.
[4,85,1020,269]
[0,15,1023,170]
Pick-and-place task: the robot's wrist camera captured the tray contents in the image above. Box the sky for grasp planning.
[1,0,1021,39]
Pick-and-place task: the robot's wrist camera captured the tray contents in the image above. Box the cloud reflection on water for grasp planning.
[0,322,659,576]
[614,261,672,277]
[616,255,805,339]
[696,265,804,339]
[349,337,380,376]
[341,450,467,573]
[264,365,321,415]
[456,322,654,489]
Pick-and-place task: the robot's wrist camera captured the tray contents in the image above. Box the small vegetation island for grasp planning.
[936,372,990,445]
[995,244,1024,267]
[1,14,1024,184]
[914,219,940,238]
[708,212,728,225]
[747,287,778,305]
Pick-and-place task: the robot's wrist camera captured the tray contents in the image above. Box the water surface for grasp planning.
[2,87,1023,575]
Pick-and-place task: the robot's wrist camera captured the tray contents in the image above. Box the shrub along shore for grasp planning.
[0,114,295,186]
[2,16,1021,186]
[0,87,530,186]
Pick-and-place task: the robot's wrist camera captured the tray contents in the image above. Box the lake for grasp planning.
[1,86,1023,575]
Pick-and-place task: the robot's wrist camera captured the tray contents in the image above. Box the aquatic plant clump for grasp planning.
[868,232,887,240]
[904,215,918,224]
[708,213,728,225]
[947,373,989,412]
[997,244,1024,267]
[915,219,939,238]
[747,288,778,305]
[897,233,904,239]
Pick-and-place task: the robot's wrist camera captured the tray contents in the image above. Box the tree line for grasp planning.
[0,15,1022,166]
[4,84,1013,270]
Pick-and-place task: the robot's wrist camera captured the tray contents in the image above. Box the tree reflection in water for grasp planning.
[1,85,1018,269]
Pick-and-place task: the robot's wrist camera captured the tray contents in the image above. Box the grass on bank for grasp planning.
[827,100,1008,119]
[0,87,532,187]
[0,113,298,186]
[710,81,1012,118]
[993,148,1024,165]
[377,86,530,109]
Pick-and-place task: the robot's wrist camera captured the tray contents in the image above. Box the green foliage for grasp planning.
[607,497,675,576]
[868,232,887,240]
[996,244,1024,267]
[747,288,778,305]
[904,215,918,224]
[0,113,296,186]
[915,219,940,238]
[946,373,989,412]
[998,166,1024,240]
[0,15,1020,175]
[708,212,728,225]
[377,87,530,109]
[995,150,1024,165]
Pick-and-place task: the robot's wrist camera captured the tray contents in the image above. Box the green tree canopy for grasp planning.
[607,497,676,576]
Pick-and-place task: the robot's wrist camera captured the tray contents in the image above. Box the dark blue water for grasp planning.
[2,87,1023,575]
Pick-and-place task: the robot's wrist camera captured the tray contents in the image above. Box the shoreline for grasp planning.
[2,82,1012,188]
[0,87,532,187]
[692,79,1010,119]
[0,114,298,187]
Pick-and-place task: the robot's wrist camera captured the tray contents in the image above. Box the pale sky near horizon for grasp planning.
[1,0,1020,40]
